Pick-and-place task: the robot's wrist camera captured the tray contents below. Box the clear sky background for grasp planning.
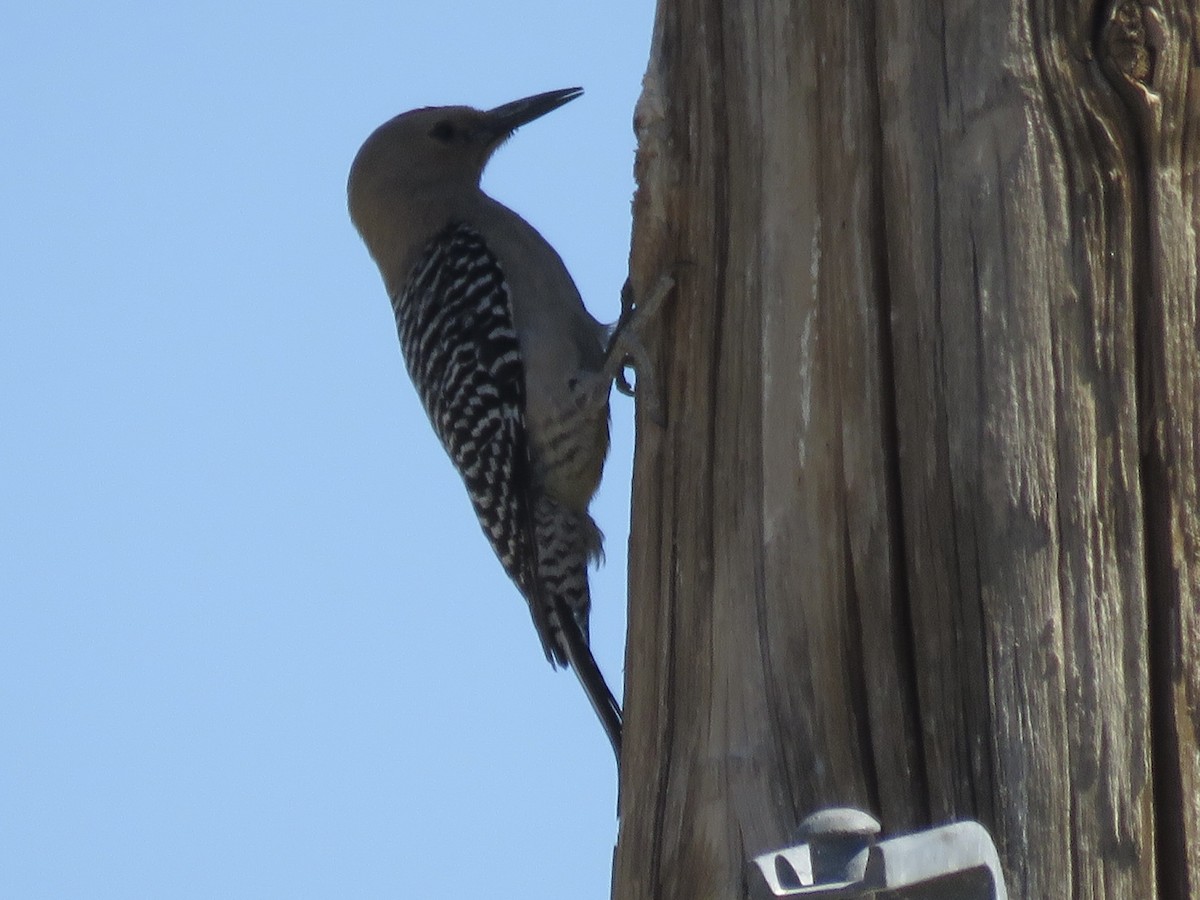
[1,3,654,896]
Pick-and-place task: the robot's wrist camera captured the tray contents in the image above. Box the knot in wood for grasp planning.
[1103,0,1154,85]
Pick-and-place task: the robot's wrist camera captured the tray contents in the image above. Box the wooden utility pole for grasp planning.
[613,2,1199,898]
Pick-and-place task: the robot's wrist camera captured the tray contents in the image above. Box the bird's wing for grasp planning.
[393,221,559,663]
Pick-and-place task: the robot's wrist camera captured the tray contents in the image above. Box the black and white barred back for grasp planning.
[393,221,584,665]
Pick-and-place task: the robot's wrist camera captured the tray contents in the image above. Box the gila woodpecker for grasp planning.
[348,87,633,758]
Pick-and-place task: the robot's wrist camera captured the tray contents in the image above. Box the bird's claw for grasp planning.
[605,275,673,421]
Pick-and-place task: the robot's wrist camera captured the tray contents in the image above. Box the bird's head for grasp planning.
[348,87,582,216]
[347,87,582,294]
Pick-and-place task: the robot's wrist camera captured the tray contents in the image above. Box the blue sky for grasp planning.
[1,3,653,896]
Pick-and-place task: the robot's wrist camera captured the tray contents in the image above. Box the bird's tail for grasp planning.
[556,611,622,760]
[529,496,623,760]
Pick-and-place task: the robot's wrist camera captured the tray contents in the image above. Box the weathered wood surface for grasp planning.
[613,2,1199,898]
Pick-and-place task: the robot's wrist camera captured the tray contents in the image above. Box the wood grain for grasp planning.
[613,2,1197,898]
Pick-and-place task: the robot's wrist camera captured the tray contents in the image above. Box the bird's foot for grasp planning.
[605,274,673,425]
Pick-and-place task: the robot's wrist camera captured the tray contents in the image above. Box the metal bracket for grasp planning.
[751,807,1007,899]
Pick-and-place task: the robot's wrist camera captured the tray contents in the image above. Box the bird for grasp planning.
[347,87,636,759]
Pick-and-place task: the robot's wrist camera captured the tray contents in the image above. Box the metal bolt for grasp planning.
[796,808,881,885]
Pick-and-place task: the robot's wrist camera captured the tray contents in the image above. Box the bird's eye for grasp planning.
[429,121,457,143]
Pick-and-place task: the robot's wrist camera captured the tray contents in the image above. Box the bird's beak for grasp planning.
[485,87,583,140]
